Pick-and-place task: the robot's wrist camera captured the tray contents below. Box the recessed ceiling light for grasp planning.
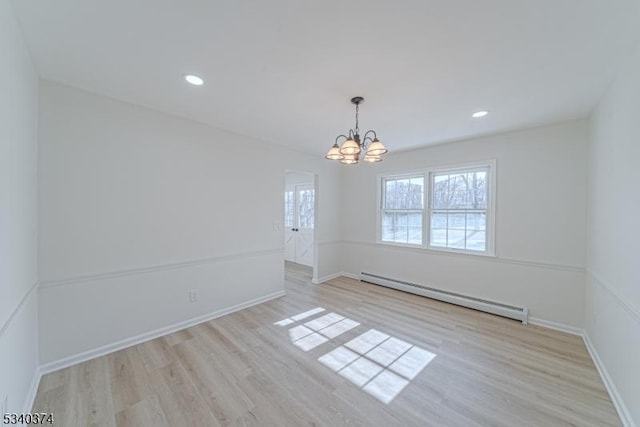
[184,74,204,86]
[472,110,489,118]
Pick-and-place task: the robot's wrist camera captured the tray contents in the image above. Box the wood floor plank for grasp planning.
[149,361,221,427]
[172,338,254,426]
[136,336,178,372]
[107,347,153,414]
[114,394,169,427]
[32,262,621,426]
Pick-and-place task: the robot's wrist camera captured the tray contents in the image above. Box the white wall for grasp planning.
[285,171,314,187]
[586,44,640,426]
[339,121,588,327]
[0,0,40,413]
[37,82,341,364]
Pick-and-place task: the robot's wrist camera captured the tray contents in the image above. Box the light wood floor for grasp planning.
[33,262,621,426]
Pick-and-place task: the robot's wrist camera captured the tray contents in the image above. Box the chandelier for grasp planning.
[325,96,388,164]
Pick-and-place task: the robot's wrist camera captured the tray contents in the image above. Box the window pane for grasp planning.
[381,210,422,245]
[429,166,489,253]
[382,212,394,228]
[408,227,422,244]
[408,212,422,227]
[400,212,411,226]
[448,213,466,230]
[466,230,486,251]
[430,228,447,247]
[384,176,424,210]
[447,229,466,249]
[468,171,487,209]
[297,189,314,229]
[432,175,449,209]
[431,212,447,229]
[382,226,395,241]
[394,226,408,243]
[432,169,488,210]
[284,191,294,227]
[467,212,486,231]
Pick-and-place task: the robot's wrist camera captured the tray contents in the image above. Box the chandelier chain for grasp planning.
[355,102,360,135]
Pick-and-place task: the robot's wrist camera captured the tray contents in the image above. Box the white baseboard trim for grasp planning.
[528,317,584,336]
[312,272,360,284]
[22,367,42,412]
[312,272,344,284]
[38,290,286,376]
[583,333,636,427]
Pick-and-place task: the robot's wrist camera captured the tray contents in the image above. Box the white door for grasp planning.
[284,184,314,266]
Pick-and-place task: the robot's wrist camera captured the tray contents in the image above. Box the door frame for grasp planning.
[284,170,318,281]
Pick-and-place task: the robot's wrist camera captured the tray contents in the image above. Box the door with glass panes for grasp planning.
[284,184,314,266]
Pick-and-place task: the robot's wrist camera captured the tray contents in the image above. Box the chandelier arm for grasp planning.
[335,134,349,145]
[363,130,378,141]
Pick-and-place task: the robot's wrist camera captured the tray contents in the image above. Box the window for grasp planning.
[284,186,315,229]
[297,188,315,229]
[381,174,424,245]
[284,191,294,227]
[430,166,488,252]
[378,161,494,255]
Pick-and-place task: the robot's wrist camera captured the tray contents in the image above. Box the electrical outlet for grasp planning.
[273,220,281,231]
[189,289,199,303]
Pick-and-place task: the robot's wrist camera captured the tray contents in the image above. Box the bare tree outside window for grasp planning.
[284,191,294,227]
[298,189,315,229]
[381,176,424,245]
[379,163,493,254]
[430,168,488,251]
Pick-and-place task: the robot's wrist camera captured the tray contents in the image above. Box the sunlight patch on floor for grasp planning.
[275,308,437,404]
[286,311,360,351]
[274,307,326,326]
[320,330,436,403]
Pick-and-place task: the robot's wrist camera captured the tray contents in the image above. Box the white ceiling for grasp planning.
[10,0,640,155]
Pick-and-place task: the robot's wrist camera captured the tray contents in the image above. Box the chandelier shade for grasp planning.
[325,143,344,160]
[340,138,361,155]
[340,154,359,165]
[326,97,388,164]
[366,139,387,156]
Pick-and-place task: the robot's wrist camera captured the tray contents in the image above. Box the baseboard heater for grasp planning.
[360,272,528,324]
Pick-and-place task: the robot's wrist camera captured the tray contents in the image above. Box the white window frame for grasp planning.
[377,172,427,247]
[377,160,496,257]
